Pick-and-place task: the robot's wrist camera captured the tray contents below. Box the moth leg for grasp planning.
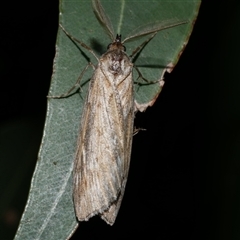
[129,32,158,59]
[134,65,159,84]
[133,127,146,136]
[47,63,92,98]
[133,65,160,93]
[59,24,99,61]
[130,32,163,89]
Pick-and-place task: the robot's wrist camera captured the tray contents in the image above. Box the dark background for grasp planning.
[1,1,240,239]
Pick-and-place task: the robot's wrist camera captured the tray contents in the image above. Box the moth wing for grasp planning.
[73,64,134,224]
[101,72,134,225]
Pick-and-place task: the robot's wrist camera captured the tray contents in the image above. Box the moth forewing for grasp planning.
[73,36,134,225]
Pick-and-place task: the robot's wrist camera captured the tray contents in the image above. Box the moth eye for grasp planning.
[123,45,126,51]
[107,43,111,49]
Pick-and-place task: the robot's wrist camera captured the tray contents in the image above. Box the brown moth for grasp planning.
[74,33,134,225]
[54,0,187,225]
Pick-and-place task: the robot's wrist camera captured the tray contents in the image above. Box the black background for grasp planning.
[1,1,240,239]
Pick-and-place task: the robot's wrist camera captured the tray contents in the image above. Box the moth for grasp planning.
[53,0,187,225]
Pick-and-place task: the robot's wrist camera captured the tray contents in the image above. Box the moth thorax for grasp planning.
[109,51,124,74]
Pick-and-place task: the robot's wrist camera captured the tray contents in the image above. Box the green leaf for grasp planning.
[14,0,201,239]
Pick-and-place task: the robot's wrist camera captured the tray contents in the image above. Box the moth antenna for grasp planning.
[92,0,115,41]
[122,19,187,43]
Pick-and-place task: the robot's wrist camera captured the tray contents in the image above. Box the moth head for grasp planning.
[107,34,126,52]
